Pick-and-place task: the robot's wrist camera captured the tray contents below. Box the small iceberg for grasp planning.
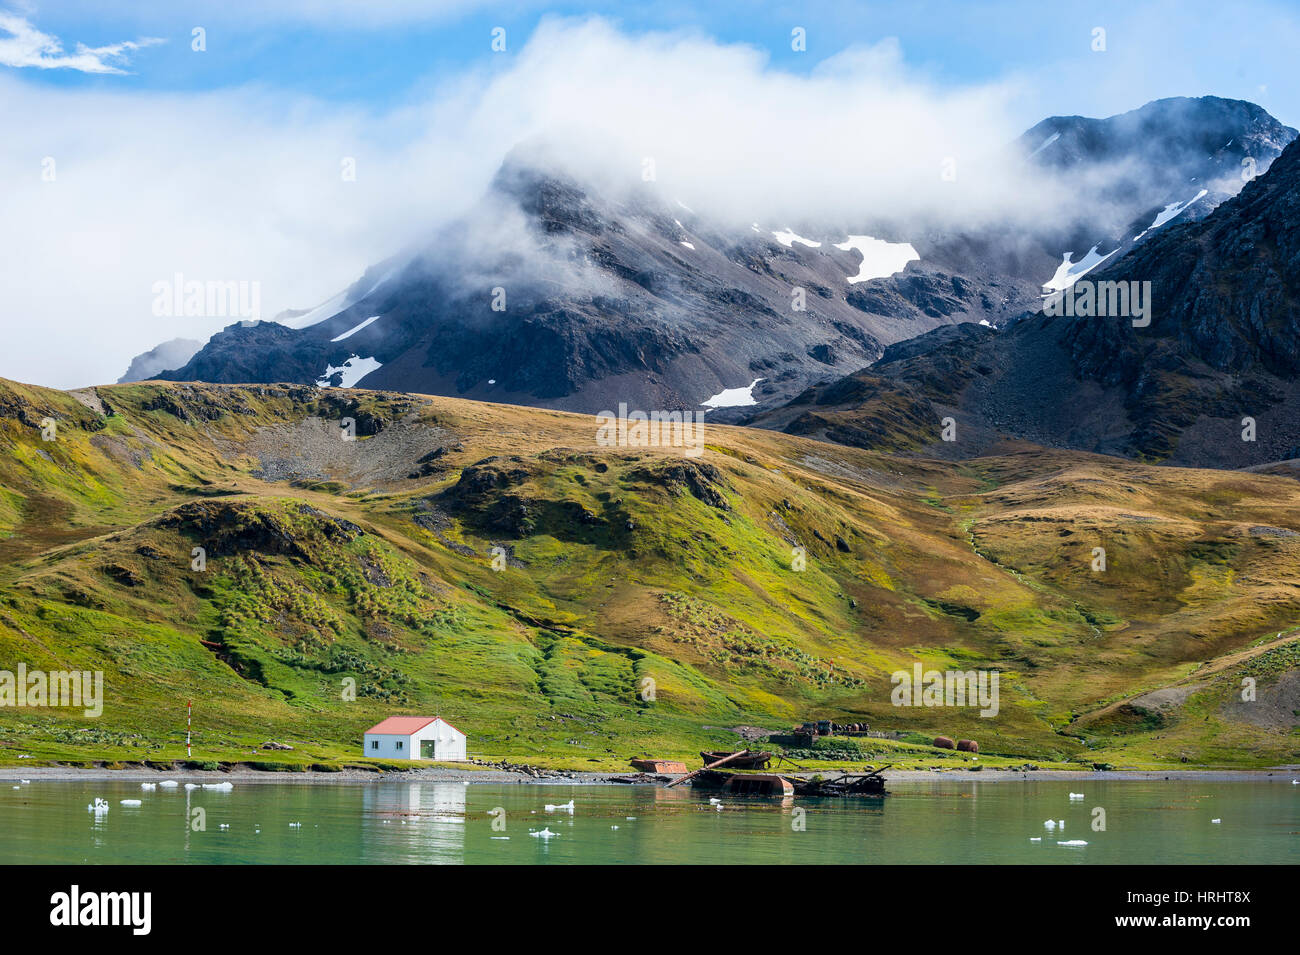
[544,800,574,814]
[1044,820,1057,830]
[289,822,302,828]
[1057,840,1088,847]
[1211,818,1221,824]
[119,799,142,806]
[529,828,559,839]
[202,782,233,791]
[1029,837,1042,842]
[140,783,156,791]
[1068,792,1084,800]
[184,783,199,790]
[158,780,178,788]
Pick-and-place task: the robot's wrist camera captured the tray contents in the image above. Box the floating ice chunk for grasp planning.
[202,782,233,791]
[184,783,199,790]
[708,797,722,805]
[1030,837,1042,842]
[289,822,301,828]
[119,799,142,806]
[140,783,156,790]
[610,825,620,830]
[491,836,509,840]
[19,779,29,785]
[679,241,695,250]
[1057,840,1088,847]
[529,827,559,839]
[1068,792,1084,800]
[626,816,637,820]
[158,780,178,788]
[219,824,230,830]
[1211,818,1221,824]
[1044,820,1057,830]
[544,799,575,813]
[87,798,110,814]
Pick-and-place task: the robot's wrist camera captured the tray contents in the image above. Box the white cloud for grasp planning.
[0,17,1115,388]
[0,11,162,74]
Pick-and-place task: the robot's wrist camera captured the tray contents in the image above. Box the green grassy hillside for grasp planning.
[0,379,1296,770]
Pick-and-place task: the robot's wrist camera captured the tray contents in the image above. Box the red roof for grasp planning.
[364,716,463,737]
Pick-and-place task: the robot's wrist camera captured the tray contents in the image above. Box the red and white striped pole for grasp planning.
[186,701,192,758]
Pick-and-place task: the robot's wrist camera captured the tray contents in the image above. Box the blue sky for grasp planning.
[2,0,1299,388]
[10,1,1300,126]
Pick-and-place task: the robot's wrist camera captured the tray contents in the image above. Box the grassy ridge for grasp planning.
[0,378,1296,770]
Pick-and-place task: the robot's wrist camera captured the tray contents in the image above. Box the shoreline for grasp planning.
[2,766,1296,785]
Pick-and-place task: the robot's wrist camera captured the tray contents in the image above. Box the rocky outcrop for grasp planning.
[757,134,1300,468]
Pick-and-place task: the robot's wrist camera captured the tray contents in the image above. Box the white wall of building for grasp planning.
[363,719,467,761]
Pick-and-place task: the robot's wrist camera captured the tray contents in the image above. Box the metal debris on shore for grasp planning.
[652,750,891,797]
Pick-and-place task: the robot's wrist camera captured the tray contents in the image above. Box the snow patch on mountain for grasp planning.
[1135,188,1210,240]
[772,228,821,249]
[317,355,382,388]
[701,378,764,409]
[1042,245,1117,293]
[331,315,381,342]
[1028,131,1061,158]
[834,235,920,284]
[286,288,350,330]
[287,267,400,330]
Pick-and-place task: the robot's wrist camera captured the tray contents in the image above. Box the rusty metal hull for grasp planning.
[699,750,772,769]
[630,758,689,773]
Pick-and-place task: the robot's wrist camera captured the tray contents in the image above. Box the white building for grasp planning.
[363,716,467,761]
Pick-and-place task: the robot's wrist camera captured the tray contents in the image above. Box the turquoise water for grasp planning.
[1,778,1295,864]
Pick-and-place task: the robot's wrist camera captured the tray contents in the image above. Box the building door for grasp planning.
[421,740,436,759]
